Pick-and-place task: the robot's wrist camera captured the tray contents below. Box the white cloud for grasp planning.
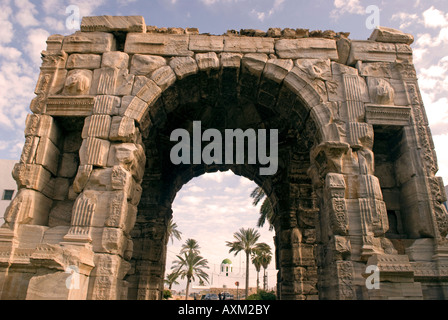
[13,0,40,28]
[250,0,285,22]
[202,171,233,183]
[391,12,421,29]
[422,6,448,29]
[331,0,365,19]
[44,17,66,32]
[0,2,14,44]
[433,133,448,185]
[187,185,206,193]
[180,195,203,206]
[0,46,22,60]
[24,28,50,65]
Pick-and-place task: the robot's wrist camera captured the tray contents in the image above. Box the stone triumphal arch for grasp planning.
[1,16,448,300]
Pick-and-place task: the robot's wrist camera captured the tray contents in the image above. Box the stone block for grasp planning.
[82,115,112,140]
[189,35,224,52]
[84,168,113,192]
[34,68,67,97]
[101,51,129,69]
[48,201,74,227]
[220,52,243,68]
[26,272,88,300]
[195,52,220,71]
[32,137,60,176]
[131,76,148,96]
[53,178,70,201]
[396,44,413,64]
[123,96,148,124]
[4,189,52,226]
[369,27,414,45]
[263,59,293,83]
[135,79,162,103]
[357,61,394,78]
[13,163,52,193]
[337,38,351,65]
[79,138,111,167]
[17,225,47,249]
[343,74,370,103]
[81,16,146,33]
[365,105,411,126]
[109,116,136,143]
[98,228,127,255]
[275,38,338,60]
[125,33,193,56]
[405,239,435,262]
[45,96,95,117]
[367,77,395,105]
[73,165,93,194]
[25,114,60,147]
[93,95,121,115]
[46,34,64,52]
[283,67,309,94]
[242,53,268,77]
[223,37,274,54]
[150,66,176,91]
[130,54,167,76]
[107,143,146,182]
[347,41,397,65]
[91,67,134,96]
[62,32,116,53]
[169,56,198,80]
[63,69,93,96]
[62,132,83,154]
[67,54,102,69]
[43,226,70,244]
[76,190,129,230]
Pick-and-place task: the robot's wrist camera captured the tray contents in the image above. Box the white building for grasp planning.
[0,160,18,226]
[209,258,245,289]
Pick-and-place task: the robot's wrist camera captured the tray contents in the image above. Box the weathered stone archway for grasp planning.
[1,16,448,300]
[120,46,330,300]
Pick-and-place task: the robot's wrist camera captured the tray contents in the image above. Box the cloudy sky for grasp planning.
[1,0,448,291]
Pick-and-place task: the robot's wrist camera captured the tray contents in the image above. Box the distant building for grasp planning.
[210,258,238,289]
[0,160,18,226]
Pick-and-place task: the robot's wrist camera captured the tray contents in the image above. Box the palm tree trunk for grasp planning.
[256,271,260,292]
[263,268,266,291]
[185,277,191,300]
[245,252,250,298]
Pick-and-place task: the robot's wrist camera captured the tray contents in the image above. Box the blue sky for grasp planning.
[1,0,448,291]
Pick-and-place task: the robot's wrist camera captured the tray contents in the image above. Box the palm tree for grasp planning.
[250,186,274,231]
[251,253,262,291]
[255,243,272,291]
[167,218,182,244]
[165,271,180,290]
[180,238,201,255]
[171,251,209,300]
[226,228,261,298]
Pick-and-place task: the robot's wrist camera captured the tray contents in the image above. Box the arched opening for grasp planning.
[165,171,277,299]
[122,54,328,300]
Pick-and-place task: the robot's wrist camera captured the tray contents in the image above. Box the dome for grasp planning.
[221,259,232,265]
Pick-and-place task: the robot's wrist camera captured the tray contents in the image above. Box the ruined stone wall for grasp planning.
[0,16,447,300]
